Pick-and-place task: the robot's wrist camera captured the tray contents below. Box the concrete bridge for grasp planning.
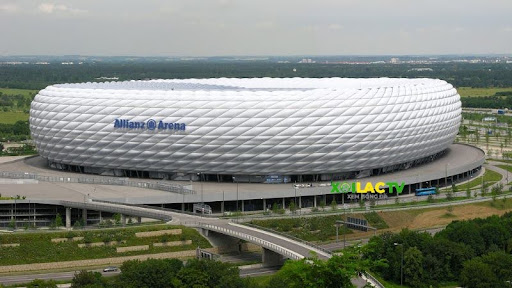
[0,198,331,266]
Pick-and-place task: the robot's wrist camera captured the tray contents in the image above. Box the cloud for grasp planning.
[256,21,275,29]
[328,24,343,31]
[38,3,87,15]
[0,3,18,13]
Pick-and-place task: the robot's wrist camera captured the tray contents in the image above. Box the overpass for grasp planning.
[0,198,331,265]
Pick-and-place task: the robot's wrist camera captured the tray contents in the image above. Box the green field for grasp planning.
[0,224,211,265]
[457,87,512,98]
[451,169,502,191]
[0,111,29,124]
[0,88,38,97]
[0,87,35,126]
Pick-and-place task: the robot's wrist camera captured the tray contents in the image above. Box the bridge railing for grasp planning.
[242,222,332,256]
[91,199,216,219]
[0,171,195,195]
[363,271,385,288]
[59,200,172,221]
[197,222,303,260]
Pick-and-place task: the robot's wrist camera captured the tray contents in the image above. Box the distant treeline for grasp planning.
[1,62,512,90]
[462,91,512,109]
[0,120,31,141]
[0,92,34,112]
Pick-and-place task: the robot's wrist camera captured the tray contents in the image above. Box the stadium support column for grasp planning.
[314,196,317,207]
[65,207,71,229]
[282,198,286,209]
[241,200,245,212]
[262,199,266,211]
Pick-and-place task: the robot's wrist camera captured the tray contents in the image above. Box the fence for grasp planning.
[0,171,195,195]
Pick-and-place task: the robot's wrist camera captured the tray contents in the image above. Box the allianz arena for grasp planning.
[29,78,461,183]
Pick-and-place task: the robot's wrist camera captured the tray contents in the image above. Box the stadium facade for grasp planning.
[29,78,461,183]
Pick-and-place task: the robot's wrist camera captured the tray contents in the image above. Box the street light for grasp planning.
[233,176,239,212]
[197,173,203,216]
[394,242,404,287]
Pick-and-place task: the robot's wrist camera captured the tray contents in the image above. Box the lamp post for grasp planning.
[197,173,203,216]
[294,186,297,215]
[233,176,239,212]
[394,242,404,287]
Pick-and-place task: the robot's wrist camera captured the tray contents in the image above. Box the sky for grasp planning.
[0,0,511,56]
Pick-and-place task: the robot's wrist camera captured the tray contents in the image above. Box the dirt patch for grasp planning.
[378,210,417,229]
[408,205,511,229]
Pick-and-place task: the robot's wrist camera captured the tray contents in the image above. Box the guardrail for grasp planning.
[363,271,385,288]
[59,200,172,221]
[91,199,217,219]
[0,171,195,195]
[243,223,332,256]
[197,222,303,260]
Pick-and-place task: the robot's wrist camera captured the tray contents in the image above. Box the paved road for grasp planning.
[0,269,120,286]
[0,265,280,285]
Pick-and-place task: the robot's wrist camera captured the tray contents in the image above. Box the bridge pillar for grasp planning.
[200,229,240,253]
[282,198,285,209]
[262,248,284,267]
[299,196,302,208]
[262,199,266,211]
[221,201,225,214]
[65,207,71,229]
[314,196,317,207]
[241,200,245,212]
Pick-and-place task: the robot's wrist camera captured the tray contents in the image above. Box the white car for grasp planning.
[103,266,118,272]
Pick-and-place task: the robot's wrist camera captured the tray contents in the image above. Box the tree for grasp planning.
[177,259,243,288]
[319,200,326,211]
[55,213,63,228]
[268,255,355,288]
[26,279,57,288]
[331,199,337,211]
[120,258,183,288]
[112,213,121,225]
[71,270,106,288]
[460,259,500,288]
[403,247,424,288]
[446,190,454,201]
[8,218,15,229]
[289,201,297,214]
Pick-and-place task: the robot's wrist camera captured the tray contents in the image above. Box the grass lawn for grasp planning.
[451,169,502,191]
[250,215,353,242]
[457,87,512,98]
[0,88,38,97]
[0,111,29,124]
[0,224,211,265]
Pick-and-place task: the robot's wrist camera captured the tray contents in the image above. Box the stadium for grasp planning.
[30,78,462,184]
